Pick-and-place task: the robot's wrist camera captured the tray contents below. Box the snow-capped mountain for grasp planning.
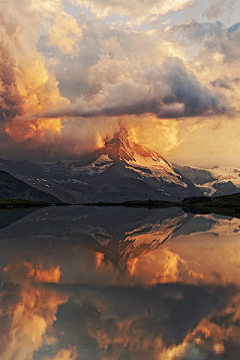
[0,128,202,203]
[174,164,240,196]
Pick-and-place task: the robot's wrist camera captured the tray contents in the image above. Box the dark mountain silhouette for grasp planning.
[0,170,61,203]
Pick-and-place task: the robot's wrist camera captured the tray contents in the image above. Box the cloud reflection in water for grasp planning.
[0,206,240,359]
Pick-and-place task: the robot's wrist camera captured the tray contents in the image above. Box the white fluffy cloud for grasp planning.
[70,0,194,18]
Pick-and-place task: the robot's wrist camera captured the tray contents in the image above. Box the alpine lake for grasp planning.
[1,204,240,360]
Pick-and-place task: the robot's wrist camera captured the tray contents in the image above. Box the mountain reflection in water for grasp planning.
[0,206,240,359]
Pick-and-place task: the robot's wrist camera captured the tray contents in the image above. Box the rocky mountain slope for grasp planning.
[0,129,202,203]
[0,170,61,203]
[174,164,240,196]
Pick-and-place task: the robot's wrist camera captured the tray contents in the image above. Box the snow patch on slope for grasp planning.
[122,214,188,256]
[209,166,240,187]
[196,183,217,196]
[127,155,188,188]
[70,155,114,176]
[194,214,240,237]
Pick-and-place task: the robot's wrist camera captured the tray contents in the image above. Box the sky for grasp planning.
[1,0,240,167]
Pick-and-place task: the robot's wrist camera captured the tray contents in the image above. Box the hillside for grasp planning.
[0,170,61,203]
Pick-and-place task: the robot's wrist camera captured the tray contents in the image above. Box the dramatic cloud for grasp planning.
[0,0,67,119]
[0,285,69,360]
[0,0,240,164]
[71,0,194,19]
[30,57,229,122]
[210,76,240,90]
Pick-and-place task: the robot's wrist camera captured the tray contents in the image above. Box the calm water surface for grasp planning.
[0,206,240,359]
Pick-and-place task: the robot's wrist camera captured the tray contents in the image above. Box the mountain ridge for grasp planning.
[0,170,61,203]
[0,128,202,203]
[174,164,240,196]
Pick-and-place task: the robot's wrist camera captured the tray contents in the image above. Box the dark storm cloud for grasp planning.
[34,58,230,121]
[227,22,240,39]
[165,20,224,43]
[210,76,240,90]
[160,58,228,117]
[42,282,238,360]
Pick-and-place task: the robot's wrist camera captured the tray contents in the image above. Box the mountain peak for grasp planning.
[117,126,129,140]
[105,127,132,146]
[104,127,170,165]
[104,127,136,161]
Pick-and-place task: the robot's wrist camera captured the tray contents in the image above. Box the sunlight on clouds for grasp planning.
[155,293,240,360]
[0,0,240,165]
[44,347,78,360]
[31,0,83,55]
[3,262,62,283]
[186,319,227,355]
[33,264,62,283]
[0,0,69,144]
[0,286,68,360]
[31,0,62,13]
[188,120,204,132]
[47,10,83,55]
[213,52,225,62]
[15,56,65,114]
[4,118,63,141]
[128,127,139,143]
[126,246,205,285]
[70,0,194,19]
[127,249,184,284]
[129,117,183,155]
[162,41,186,60]
[95,252,105,269]
[160,0,194,15]
[159,120,184,152]
[158,342,193,360]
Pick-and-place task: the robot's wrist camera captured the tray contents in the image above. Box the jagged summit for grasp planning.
[104,127,135,161]
[99,127,171,166]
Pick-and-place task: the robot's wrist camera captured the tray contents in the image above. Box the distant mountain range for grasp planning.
[174,164,240,196]
[0,128,202,203]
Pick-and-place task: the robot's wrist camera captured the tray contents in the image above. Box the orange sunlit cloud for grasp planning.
[95,252,105,268]
[127,248,185,284]
[44,347,78,360]
[4,118,63,141]
[47,10,83,55]
[0,285,68,360]
[4,262,62,283]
